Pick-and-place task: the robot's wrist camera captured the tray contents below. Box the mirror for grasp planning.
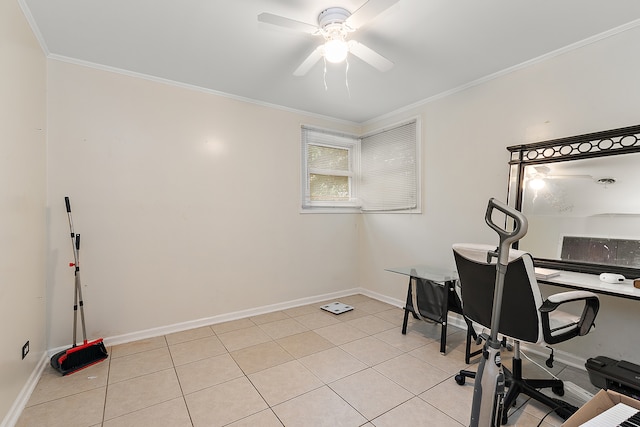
[507,125,640,277]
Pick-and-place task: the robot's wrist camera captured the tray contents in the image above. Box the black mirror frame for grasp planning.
[506,124,640,278]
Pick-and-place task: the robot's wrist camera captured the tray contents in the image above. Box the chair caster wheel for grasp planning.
[552,385,564,396]
[455,374,465,385]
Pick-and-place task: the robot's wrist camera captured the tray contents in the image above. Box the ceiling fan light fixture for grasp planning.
[529,177,546,190]
[323,38,349,63]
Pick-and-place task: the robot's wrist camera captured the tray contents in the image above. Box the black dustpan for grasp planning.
[50,338,108,375]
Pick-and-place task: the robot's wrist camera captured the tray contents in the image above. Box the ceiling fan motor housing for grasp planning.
[318,7,351,29]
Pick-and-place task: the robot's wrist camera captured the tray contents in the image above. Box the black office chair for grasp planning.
[452,243,599,424]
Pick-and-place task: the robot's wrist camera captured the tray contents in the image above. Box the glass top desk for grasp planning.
[385,265,463,355]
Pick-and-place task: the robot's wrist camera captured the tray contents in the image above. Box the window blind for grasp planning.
[359,120,418,211]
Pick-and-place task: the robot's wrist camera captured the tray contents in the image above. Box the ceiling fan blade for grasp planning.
[346,0,399,29]
[547,175,594,180]
[294,46,324,76]
[258,12,318,34]
[348,41,393,72]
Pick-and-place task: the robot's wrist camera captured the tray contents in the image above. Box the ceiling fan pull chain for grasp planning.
[345,57,351,99]
[323,57,328,91]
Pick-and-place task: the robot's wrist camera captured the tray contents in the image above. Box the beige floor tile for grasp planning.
[372,397,463,427]
[503,405,558,427]
[517,351,565,379]
[102,397,192,427]
[374,308,407,326]
[373,353,450,394]
[273,386,367,427]
[282,304,318,317]
[332,308,370,321]
[217,325,272,352]
[340,336,404,366]
[27,361,108,406]
[374,328,434,352]
[276,331,335,359]
[249,311,291,325]
[330,368,412,420]
[165,326,214,345]
[108,347,173,384]
[294,311,342,329]
[16,295,597,427]
[346,315,396,335]
[185,376,268,427]
[169,335,227,366]
[226,409,283,426]
[248,360,323,406]
[409,341,471,375]
[355,299,395,314]
[419,375,474,425]
[338,294,375,305]
[258,318,309,339]
[104,368,182,420]
[558,365,599,395]
[210,317,255,335]
[110,335,167,358]
[175,353,244,394]
[16,387,105,427]
[314,322,369,346]
[518,398,564,426]
[299,347,367,383]
[404,318,444,340]
[230,341,294,375]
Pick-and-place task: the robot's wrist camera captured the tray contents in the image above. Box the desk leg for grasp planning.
[439,321,447,354]
[438,280,454,354]
[402,279,412,335]
[402,309,409,335]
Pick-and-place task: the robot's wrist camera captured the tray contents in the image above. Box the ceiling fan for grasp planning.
[258,0,398,76]
[527,165,594,190]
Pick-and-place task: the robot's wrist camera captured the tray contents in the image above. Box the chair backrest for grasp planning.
[453,243,545,344]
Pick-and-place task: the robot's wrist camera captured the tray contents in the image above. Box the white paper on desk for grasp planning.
[535,267,561,279]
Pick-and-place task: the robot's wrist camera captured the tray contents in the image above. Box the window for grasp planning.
[301,127,360,209]
[301,119,419,212]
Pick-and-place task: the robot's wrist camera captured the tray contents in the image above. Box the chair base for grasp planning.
[455,354,578,424]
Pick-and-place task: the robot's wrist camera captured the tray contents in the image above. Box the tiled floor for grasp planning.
[17,294,599,426]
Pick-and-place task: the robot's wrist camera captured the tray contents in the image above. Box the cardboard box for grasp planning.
[562,389,640,426]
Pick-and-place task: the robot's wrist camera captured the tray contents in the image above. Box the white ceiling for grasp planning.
[21,0,640,123]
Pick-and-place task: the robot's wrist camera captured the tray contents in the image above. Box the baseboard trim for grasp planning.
[1,351,49,427]
[358,288,405,309]
[49,287,366,355]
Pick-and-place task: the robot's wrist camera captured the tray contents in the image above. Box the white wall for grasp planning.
[45,60,361,348]
[5,7,640,423]
[359,26,640,363]
[0,0,47,423]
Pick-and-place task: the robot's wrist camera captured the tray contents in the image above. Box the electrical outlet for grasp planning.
[22,341,29,360]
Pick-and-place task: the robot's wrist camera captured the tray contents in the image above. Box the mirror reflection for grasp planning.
[518,152,640,269]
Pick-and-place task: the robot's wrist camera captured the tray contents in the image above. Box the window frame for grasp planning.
[300,117,421,214]
[301,126,361,212]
